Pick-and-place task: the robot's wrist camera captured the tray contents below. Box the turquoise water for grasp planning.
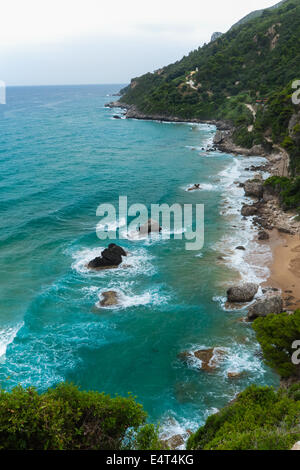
[0,85,278,436]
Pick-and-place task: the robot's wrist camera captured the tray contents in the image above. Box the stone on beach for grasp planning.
[258,230,270,240]
[227,283,259,303]
[247,294,283,321]
[87,243,127,269]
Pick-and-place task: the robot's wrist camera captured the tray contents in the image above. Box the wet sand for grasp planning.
[264,231,300,310]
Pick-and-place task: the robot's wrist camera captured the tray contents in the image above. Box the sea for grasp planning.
[0,84,279,442]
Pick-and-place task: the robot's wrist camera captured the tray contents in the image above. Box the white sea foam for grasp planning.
[95,284,168,309]
[0,322,24,361]
[213,155,273,295]
[184,182,216,192]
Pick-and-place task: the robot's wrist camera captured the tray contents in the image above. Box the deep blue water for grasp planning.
[0,85,278,437]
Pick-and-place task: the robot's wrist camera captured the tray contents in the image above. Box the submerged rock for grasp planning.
[139,218,162,235]
[247,294,283,321]
[227,283,259,303]
[227,371,247,379]
[99,291,119,307]
[188,183,201,191]
[87,243,127,269]
[179,347,226,372]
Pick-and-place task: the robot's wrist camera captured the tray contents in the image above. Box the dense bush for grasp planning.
[264,176,300,211]
[187,384,300,450]
[0,383,159,450]
[253,310,300,378]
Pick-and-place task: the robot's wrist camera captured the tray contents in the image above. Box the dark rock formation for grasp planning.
[247,294,283,321]
[87,244,127,269]
[241,204,258,216]
[244,178,264,199]
[227,283,259,303]
[258,230,270,240]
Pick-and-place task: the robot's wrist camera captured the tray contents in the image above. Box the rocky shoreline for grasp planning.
[106,100,300,314]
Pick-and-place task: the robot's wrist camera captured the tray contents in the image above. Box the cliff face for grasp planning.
[119,0,300,175]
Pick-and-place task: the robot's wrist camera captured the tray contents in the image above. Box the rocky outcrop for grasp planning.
[139,219,162,235]
[247,294,283,321]
[211,32,223,42]
[241,204,258,216]
[227,283,259,303]
[161,434,184,450]
[87,244,127,269]
[99,291,119,307]
[244,178,264,199]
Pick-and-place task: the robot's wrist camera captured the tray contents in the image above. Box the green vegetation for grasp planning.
[253,310,300,378]
[120,0,300,174]
[264,176,300,211]
[187,384,300,450]
[0,383,160,450]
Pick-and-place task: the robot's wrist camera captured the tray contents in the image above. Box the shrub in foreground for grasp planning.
[253,310,300,378]
[187,384,300,450]
[0,383,159,450]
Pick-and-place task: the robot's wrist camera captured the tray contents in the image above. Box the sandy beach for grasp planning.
[264,230,300,310]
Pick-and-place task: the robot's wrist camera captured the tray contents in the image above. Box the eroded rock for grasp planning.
[227,283,259,303]
[247,294,283,321]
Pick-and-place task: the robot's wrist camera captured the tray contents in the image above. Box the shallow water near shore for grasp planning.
[0,85,278,437]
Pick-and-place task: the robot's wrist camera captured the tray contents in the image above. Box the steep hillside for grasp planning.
[119,0,300,175]
[230,0,287,30]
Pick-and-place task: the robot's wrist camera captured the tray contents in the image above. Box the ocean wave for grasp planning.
[0,323,24,361]
[184,183,216,192]
[213,156,272,286]
[94,285,169,309]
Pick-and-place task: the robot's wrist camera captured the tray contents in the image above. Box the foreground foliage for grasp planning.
[187,384,300,450]
[253,310,300,378]
[0,383,159,450]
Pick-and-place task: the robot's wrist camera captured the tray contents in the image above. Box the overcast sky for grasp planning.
[2,0,279,86]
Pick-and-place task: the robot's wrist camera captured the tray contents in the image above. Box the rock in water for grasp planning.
[227,283,259,303]
[87,243,127,269]
[139,218,161,235]
[247,294,283,321]
[99,291,119,307]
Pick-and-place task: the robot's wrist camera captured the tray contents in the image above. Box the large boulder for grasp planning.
[227,283,259,303]
[139,218,162,235]
[244,178,264,199]
[258,230,269,240]
[87,243,127,269]
[241,204,258,217]
[247,294,283,321]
